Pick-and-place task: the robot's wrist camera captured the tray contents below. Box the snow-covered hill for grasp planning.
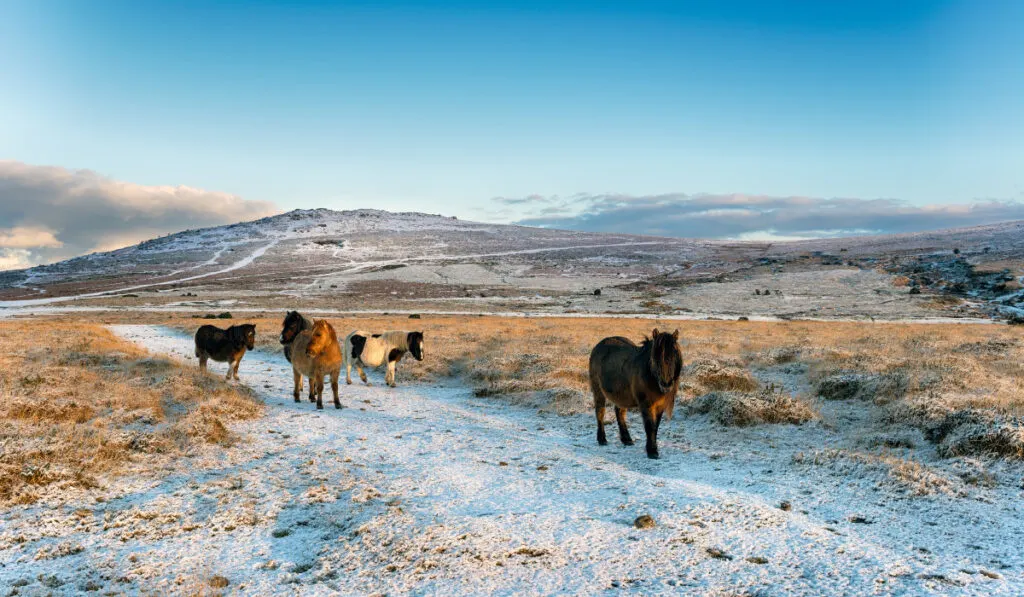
[3,209,1024,320]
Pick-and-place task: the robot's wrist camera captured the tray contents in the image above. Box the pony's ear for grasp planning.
[672,329,679,339]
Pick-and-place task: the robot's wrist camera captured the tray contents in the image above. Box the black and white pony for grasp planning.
[344,330,425,387]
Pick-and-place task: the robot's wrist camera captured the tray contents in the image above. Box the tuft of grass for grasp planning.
[792,449,961,496]
[685,359,760,393]
[688,388,817,427]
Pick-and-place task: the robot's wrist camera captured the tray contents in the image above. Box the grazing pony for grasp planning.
[279,310,315,363]
[194,323,256,381]
[290,319,343,409]
[344,330,424,387]
[589,328,682,459]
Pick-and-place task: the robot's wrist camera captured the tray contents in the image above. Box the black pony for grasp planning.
[195,323,257,381]
[280,310,315,363]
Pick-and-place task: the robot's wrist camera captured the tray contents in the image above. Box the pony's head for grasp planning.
[648,328,682,393]
[407,331,425,361]
[232,324,257,351]
[306,320,336,357]
[280,311,304,345]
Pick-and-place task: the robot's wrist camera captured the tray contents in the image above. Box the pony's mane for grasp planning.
[313,319,338,342]
[379,330,413,351]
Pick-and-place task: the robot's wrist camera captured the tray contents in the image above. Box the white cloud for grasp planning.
[0,249,33,270]
[0,161,281,270]
[0,226,62,249]
[500,193,1024,239]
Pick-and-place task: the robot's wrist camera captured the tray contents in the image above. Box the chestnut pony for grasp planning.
[289,319,343,410]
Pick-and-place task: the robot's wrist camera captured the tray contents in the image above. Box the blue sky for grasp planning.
[1,0,1023,264]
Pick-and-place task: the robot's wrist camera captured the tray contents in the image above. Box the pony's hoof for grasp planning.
[346,380,352,385]
[646,451,660,460]
[597,437,608,446]
[621,439,635,446]
[316,403,324,410]
[334,403,343,410]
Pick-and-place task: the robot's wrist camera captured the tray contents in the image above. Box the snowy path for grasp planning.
[1,326,1021,595]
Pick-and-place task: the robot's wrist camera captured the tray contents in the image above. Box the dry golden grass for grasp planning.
[0,321,262,506]
[162,313,1024,456]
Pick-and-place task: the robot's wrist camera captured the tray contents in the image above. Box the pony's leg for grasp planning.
[592,380,608,446]
[233,356,241,380]
[345,361,353,385]
[308,376,317,402]
[225,359,234,381]
[615,407,634,445]
[331,371,341,409]
[385,361,396,387]
[357,363,370,385]
[641,404,660,459]
[293,369,301,402]
[199,354,208,372]
[315,377,324,410]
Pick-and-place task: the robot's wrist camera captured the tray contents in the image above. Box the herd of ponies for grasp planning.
[194,312,683,459]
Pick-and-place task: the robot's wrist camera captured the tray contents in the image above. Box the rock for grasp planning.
[706,547,733,560]
[593,288,602,296]
[779,501,792,511]
[737,316,749,321]
[909,287,922,295]
[409,313,421,319]
[209,575,230,588]
[633,514,656,529]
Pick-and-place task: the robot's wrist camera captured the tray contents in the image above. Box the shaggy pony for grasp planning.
[290,319,344,409]
[279,310,315,363]
[589,328,682,459]
[194,323,256,381]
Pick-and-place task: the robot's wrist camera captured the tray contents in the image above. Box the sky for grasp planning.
[1,0,1023,268]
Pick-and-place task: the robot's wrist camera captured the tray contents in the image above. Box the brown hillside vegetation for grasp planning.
[0,322,262,506]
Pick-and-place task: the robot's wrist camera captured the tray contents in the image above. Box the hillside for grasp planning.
[2,209,1024,320]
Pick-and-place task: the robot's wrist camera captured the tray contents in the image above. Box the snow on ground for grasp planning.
[1,326,1021,595]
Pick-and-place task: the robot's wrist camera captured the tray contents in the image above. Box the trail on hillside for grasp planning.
[0,326,1019,595]
[0,241,280,309]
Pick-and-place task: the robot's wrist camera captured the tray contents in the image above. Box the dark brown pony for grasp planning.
[195,323,256,381]
[589,328,682,459]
